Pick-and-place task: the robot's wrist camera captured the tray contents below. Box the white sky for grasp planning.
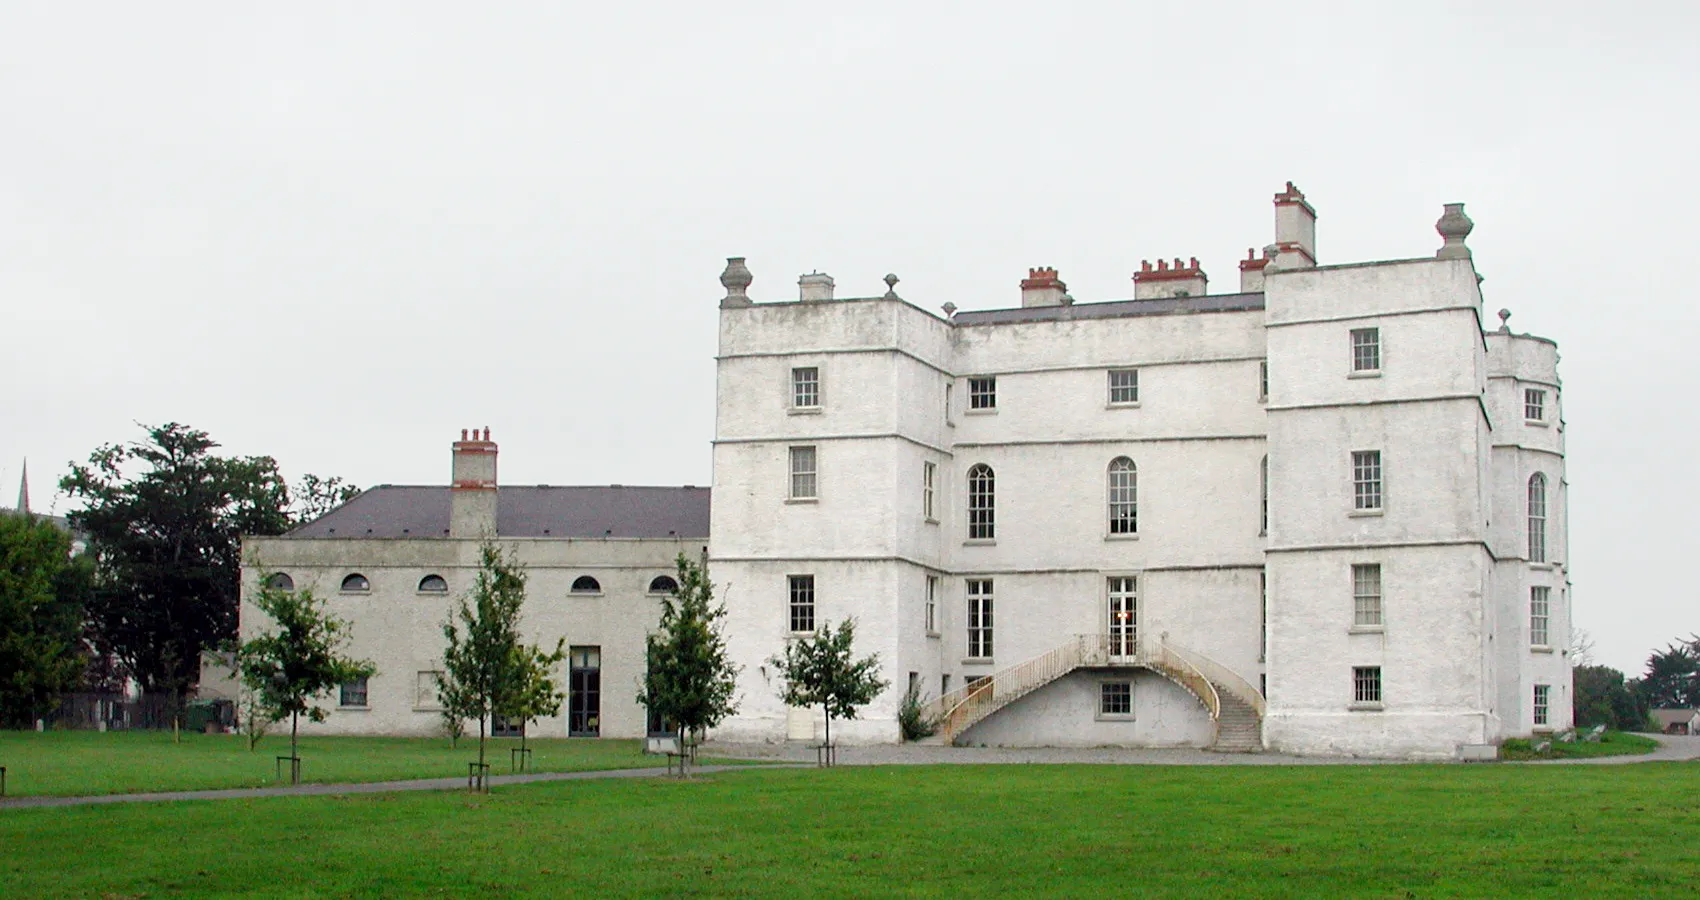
[2,2,1695,676]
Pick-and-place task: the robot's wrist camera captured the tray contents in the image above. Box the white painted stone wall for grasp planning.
[960,670,1214,748]
[240,535,701,738]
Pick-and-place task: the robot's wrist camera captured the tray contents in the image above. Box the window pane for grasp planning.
[789,575,815,633]
[1524,388,1545,421]
[790,446,817,499]
[1527,473,1547,562]
[792,367,820,408]
[1351,328,1380,371]
[1352,564,1382,627]
[1100,682,1132,715]
[1530,586,1550,646]
[1108,369,1139,404]
[967,464,995,540]
[968,377,997,410]
[1352,451,1382,510]
[922,461,936,519]
[1108,458,1137,534]
[1353,666,1381,704]
[967,579,993,658]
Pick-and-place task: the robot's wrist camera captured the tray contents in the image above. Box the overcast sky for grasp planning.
[2,2,1695,675]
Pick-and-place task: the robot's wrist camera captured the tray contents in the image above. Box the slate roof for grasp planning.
[282,485,711,540]
[952,291,1265,326]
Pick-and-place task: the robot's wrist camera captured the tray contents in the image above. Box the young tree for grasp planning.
[0,513,90,727]
[637,555,739,769]
[60,423,328,700]
[236,577,375,771]
[497,642,567,759]
[1637,637,1700,709]
[768,617,888,757]
[439,542,552,774]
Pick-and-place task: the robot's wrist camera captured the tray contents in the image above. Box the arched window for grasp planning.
[1527,473,1547,563]
[648,575,679,594]
[418,574,448,593]
[967,464,995,540]
[1108,457,1137,535]
[571,575,602,594]
[340,573,370,593]
[265,572,294,592]
[1260,455,1269,536]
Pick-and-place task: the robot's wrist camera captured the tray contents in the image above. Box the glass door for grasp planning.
[569,646,601,736]
[1107,576,1138,661]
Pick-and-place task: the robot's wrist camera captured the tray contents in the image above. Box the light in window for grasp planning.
[789,446,818,500]
[792,367,820,408]
[1350,328,1381,372]
[1108,369,1139,404]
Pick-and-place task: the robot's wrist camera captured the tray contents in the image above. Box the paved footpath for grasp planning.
[0,763,793,811]
[5,735,1692,811]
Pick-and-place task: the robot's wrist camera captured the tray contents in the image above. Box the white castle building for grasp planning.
[240,183,1570,759]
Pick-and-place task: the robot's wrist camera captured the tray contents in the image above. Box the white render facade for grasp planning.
[708,183,1571,758]
[239,430,709,739]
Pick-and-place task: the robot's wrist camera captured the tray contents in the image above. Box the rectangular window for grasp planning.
[1530,586,1550,647]
[1352,666,1382,705]
[339,676,369,708]
[788,575,816,633]
[968,376,997,410]
[788,446,817,500]
[1350,328,1381,372]
[1524,388,1545,422]
[1107,369,1139,405]
[1352,564,1383,627]
[925,575,938,634]
[568,646,601,737]
[1259,360,1269,402]
[966,579,993,658]
[1259,571,1267,663]
[415,671,442,708]
[922,461,936,520]
[941,674,950,697]
[1352,450,1382,510]
[792,366,820,409]
[1100,682,1132,716]
[1533,684,1550,727]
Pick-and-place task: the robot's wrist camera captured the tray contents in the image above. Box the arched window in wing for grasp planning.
[571,575,602,594]
[1108,457,1137,535]
[967,464,995,540]
[418,574,448,593]
[340,573,370,592]
[648,575,679,594]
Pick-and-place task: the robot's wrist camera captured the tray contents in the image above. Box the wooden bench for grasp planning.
[647,736,689,775]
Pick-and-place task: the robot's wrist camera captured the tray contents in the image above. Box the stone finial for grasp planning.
[1436,203,1474,259]
[720,257,753,307]
[883,273,901,300]
[941,302,958,317]
[1497,308,1511,333]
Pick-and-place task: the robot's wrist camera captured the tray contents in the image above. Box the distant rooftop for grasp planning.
[952,292,1265,326]
[281,485,711,540]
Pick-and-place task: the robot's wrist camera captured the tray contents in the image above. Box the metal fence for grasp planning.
[47,694,235,731]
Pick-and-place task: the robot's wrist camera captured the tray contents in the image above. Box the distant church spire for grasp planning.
[16,459,28,514]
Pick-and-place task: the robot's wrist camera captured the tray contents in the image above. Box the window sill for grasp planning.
[1105,402,1141,410]
[786,631,818,640]
[338,705,371,712]
[1348,625,1384,634]
[1348,508,1384,518]
[1095,713,1136,722]
[1530,645,1553,655]
[416,591,449,597]
[784,497,819,505]
[962,539,996,547]
[1103,533,1139,542]
[1524,418,1549,428]
[1348,702,1384,711]
[1258,397,1268,405]
[339,591,371,596]
[570,592,604,598]
[924,517,939,525]
[964,408,998,416]
[1528,562,1552,570]
[412,706,442,713]
[1347,370,1382,379]
[926,631,941,639]
[788,407,822,416]
[962,657,994,666]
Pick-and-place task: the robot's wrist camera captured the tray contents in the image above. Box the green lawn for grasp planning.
[0,731,679,797]
[1500,730,1660,760]
[3,763,1697,897]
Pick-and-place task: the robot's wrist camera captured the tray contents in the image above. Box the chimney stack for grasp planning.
[1133,257,1209,300]
[798,272,835,301]
[450,427,498,539]
[1270,182,1317,270]
[1020,267,1069,307]
[1238,245,1276,293]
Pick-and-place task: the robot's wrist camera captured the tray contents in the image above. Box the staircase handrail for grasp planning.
[1152,642,1220,720]
[1160,639,1265,717]
[926,635,1097,740]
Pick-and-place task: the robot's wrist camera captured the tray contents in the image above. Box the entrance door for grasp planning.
[569,646,601,736]
[1107,576,1138,660]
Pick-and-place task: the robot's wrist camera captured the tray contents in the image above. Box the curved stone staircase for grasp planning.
[923,634,1264,752]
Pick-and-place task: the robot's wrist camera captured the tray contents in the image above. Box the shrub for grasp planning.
[897,681,938,742]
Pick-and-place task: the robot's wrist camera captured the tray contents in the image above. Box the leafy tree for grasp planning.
[0,513,91,727]
[439,542,553,774]
[768,617,888,757]
[1572,664,1648,731]
[637,555,740,769]
[1636,636,1700,709]
[236,577,375,769]
[292,474,361,524]
[497,642,567,758]
[60,423,292,699]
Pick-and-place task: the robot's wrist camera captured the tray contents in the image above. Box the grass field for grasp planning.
[0,731,679,797]
[3,762,1697,897]
[1499,730,1659,760]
